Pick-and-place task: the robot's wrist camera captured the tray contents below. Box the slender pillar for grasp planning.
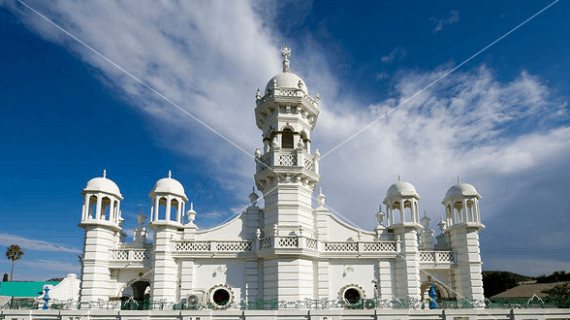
[166,196,172,221]
[95,196,102,220]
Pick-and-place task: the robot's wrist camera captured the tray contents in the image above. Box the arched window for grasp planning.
[282,128,294,148]
[158,197,167,220]
[88,196,97,219]
[101,197,111,220]
[170,199,179,221]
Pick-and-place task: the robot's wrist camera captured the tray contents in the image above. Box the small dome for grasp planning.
[386,181,418,198]
[444,183,480,201]
[151,173,187,199]
[84,176,121,198]
[265,72,308,95]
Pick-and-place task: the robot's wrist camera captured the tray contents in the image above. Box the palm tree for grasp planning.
[6,245,24,281]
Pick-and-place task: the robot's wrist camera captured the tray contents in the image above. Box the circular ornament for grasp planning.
[207,284,234,310]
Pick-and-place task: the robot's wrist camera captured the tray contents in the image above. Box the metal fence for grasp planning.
[1,308,570,320]
[3,296,570,311]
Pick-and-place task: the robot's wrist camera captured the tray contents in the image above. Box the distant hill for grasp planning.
[483,271,534,298]
[535,271,570,283]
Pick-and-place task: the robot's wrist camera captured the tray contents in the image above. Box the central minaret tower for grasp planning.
[254,46,321,236]
[254,46,321,301]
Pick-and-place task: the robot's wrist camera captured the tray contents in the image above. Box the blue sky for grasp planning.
[0,0,569,281]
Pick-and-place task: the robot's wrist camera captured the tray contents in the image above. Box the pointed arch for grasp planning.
[281,128,294,148]
[101,197,111,220]
[88,195,97,219]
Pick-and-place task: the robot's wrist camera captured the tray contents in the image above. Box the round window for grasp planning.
[212,288,230,306]
[344,288,361,305]
[208,285,234,310]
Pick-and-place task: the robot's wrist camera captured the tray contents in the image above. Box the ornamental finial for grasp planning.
[281,45,291,73]
[103,169,106,178]
[457,176,461,184]
[168,170,172,178]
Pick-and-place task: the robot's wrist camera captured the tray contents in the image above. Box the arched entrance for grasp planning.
[121,280,151,310]
[421,281,450,303]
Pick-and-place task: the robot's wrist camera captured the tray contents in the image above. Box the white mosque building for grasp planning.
[77,47,485,310]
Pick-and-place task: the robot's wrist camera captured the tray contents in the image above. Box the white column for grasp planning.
[83,193,89,220]
[415,202,420,223]
[410,200,416,223]
[378,259,393,302]
[109,201,114,222]
[180,259,194,299]
[400,201,404,223]
[155,198,160,221]
[96,195,102,220]
[116,200,121,224]
[473,198,481,223]
[462,199,468,223]
[176,199,182,223]
[166,196,172,221]
[150,200,155,221]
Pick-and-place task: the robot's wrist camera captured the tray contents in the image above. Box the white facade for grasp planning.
[78,47,485,310]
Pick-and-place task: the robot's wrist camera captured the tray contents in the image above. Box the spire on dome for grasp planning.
[136,208,146,226]
[168,170,172,178]
[317,188,326,207]
[103,169,106,178]
[281,45,291,73]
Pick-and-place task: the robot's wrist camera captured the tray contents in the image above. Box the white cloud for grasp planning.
[4,1,570,272]
[0,233,82,254]
[381,47,407,64]
[376,72,390,81]
[315,65,569,228]
[431,10,459,33]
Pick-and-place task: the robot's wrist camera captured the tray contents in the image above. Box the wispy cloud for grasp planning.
[0,233,82,254]
[316,64,569,228]
[21,259,80,273]
[376,72,389,81]
[381,47,407,64]
[431,10,459,33]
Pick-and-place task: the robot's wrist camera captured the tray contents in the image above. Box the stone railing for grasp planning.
[304,153,315,171]
[419,250,455,263]
[256,150,318,174]
[175,240,252,252]
[277,152,296,166]
[109,249,151,261]
[173,238,397,253]
[324,241,397,252]
[256,153,271,172]
[258,89,319,108]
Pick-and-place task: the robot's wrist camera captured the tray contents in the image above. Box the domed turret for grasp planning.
[80,170,122,226]
[386,181,419,198]
[149,171,188,225]
[151,175,187,199]
[383,179,421,227]
[83,170,122,198]
[443,183,480,201]
[442,180,483,228]
[265,72,308,95]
